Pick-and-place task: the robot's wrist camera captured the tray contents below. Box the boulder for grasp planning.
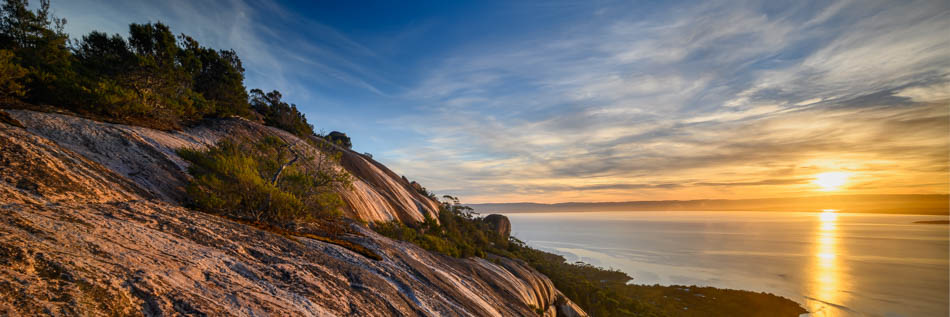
[484,214,511,240]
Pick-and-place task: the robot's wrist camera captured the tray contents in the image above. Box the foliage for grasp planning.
[375,197,806,317]
[374,196,508,258]
[178,136,350,225]
[325,131,351,148]
[0,49,25,102]
[0,0,345,141]
[0,1,246,129]
[0,0,251,128]
[180,35,250,118]
[0,0,75,107]
[412,181,437,200]
[249,88,316,138]
[70,22,251,128]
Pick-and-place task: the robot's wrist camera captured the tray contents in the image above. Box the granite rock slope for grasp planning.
[0,110,587,316]
[5,109,439,224]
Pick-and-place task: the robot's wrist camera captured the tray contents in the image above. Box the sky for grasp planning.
[52,0,949,203]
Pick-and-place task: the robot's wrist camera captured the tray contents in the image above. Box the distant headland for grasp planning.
[913,220,950,224]
[470,194,949,215]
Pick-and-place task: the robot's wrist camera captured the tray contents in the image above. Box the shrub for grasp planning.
[374,195,508,258]
[179,136,350,225]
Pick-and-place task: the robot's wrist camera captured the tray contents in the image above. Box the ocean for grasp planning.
[503,211,949,317]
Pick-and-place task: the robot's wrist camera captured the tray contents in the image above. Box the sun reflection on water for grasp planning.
[810,210,844,316]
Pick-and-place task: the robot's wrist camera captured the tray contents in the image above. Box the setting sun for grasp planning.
[814,172,851,191]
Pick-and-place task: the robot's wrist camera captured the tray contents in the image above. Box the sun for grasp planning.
[813,172,850,191]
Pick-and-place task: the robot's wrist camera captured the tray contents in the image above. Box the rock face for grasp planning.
[483,214,512,240]
[0,110,587,316]
[4,109,440,225]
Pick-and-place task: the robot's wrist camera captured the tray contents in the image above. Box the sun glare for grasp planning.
[813,172,850,191]
[819,211,838,222]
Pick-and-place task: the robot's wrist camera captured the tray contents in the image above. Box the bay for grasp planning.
[503,211,949,317]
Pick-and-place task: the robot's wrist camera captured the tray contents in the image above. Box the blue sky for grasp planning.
[54,0,949,203]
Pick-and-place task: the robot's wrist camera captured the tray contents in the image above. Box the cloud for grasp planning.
[53,0,949,203]
[695,179,810,187]
[895,79,950,103]
[379,0,950,203]
[56,0,393,105]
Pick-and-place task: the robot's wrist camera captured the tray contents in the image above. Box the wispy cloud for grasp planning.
[56,0,393,105]
[55,0,949,203]
[380,0,950,202]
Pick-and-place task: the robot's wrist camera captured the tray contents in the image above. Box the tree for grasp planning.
[249,88,315,138]
[0,49,26,102]
[0,1,285,131]
[74,31,132,78]
[326,131,352,148]
[125,22,197,119]
[72,24,252,125]
[72,31,141,114]
[182,34,249,118]
[0,0,76,106]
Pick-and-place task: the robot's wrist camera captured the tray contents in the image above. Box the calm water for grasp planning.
[503,211,949,317]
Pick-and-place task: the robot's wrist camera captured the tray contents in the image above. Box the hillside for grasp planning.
[0,109,586,316]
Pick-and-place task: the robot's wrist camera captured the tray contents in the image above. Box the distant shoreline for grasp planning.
[488,210,950,216]
[913,220,950,224]
[468,194,949,215]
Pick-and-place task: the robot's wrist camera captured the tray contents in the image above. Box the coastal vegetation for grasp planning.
[324,131,352,148]
[0,0,330,142]
[0,0,359,233]
[178,136,351,225]
[375,196,806,316]
[374,196,507,258]
[0,0,356,229]
[249,89,315,139]
[1,0,245,129]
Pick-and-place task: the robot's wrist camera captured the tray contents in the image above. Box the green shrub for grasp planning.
[374,196,508,258]
[179,136,350,225]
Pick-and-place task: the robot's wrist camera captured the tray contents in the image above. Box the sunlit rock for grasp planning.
[0,109,587,316]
